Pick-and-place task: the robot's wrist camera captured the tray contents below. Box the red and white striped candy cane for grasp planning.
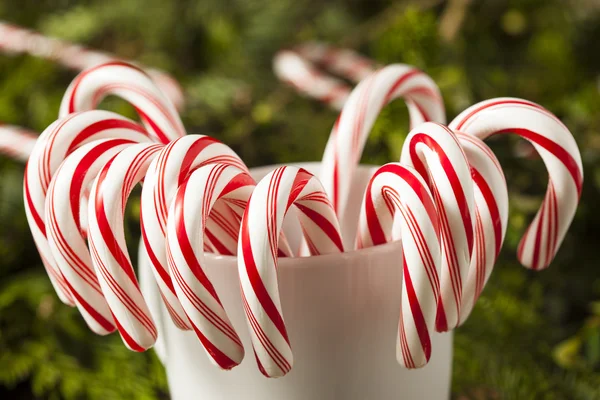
[274,43,375,109]
[45,137,150,334]
[59,61,185,144]
[140,135,254,330]
[166,164,256,369]
[24,111,150,305]
[397,123,475,332]
[356,124,509,330]
[238,166,344,377]
[356,162,441,368]
[87,143,164,350]
[0,21,185,110]
[449,98,584,270]
[320,64,446,217]
[0,125,37,162]
[454,132,508,325]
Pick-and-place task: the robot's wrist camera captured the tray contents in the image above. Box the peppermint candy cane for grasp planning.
[273,43,375,109]
[45,138,150,334]
[24,111,150,305]
[0,125,37,162]
[0,21,184,110]
[238,166,344,377]
[87,143,164,350]
[59,61,185,144]
[356,124,509,330]
[140,135,255,330]
[398,123,475,331]
[320,64,446,217]
[166,164,256,369]
[356,163,441,368]
[449,98,584,270]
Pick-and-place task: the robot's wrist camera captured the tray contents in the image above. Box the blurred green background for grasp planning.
[1,0,600,398]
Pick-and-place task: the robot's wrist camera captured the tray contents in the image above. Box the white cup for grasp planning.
[140,163,453,400]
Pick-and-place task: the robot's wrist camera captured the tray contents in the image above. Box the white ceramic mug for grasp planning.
[140,163,453,400]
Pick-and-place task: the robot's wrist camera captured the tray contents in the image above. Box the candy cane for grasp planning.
[140,135,260,330]
[454,132,508,325]
[45,137,151,334]
[397,123,475,332]
[59,61,186,144]
[273,43,376,109]
[166,164,256,369]
[356,124,509,330]
[449,98,584,270]
[0,21,184,110]
[0,125,38,162]
[87,143,164,350]
[320,64,446,218]
[356,162,441,368]
[238,166,344,377]
[24,111,150,305]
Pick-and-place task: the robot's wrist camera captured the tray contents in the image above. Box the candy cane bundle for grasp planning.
[357,122,509,340]
[0,21,184,110]
[5,36,583,381]
[139,135,254,331]
[24,61,183,306]
[24,111,151,307]
[23,63,252,342]
[274,45,581,328]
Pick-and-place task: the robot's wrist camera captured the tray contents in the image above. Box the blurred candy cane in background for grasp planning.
[0,125,38,162]
[0,21,184,110]
[0,21,186,169]
[274,43,376,110]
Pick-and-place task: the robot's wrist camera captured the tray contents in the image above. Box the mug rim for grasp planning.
[205,161,401,269]
[204,240,401,269]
